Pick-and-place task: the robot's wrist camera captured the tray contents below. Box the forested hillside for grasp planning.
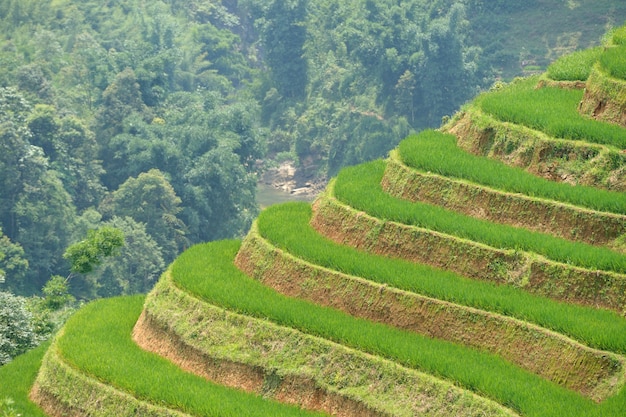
[3,21,625,416]
[0,0,624,366]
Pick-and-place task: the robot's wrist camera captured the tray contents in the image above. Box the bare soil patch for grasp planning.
[579,67,626,128]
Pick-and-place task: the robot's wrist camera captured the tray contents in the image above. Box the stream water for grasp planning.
[256,182,315,209]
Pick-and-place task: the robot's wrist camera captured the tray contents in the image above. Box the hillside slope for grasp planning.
[11,23,626,417]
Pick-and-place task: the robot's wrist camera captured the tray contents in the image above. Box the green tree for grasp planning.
[417,4,479,126]
[41,275,75,311]
[395,69,416,124]
[54,116,105,210]
[182,145,258,242]
[26,104,58,157]
[0,229,28,292]
[14,168,77,292]
[0,291,38,365]
[95,68,148,146]
[94,216,165,297]
[259,0,308,99]
[63,226,124,275]
[16,63,53,101]
[100,169,186,262]
[0,87,33,238]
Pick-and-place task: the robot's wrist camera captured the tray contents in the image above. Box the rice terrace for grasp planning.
[4,19,626,417]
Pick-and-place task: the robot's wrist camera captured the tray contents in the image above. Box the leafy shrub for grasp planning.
[546,47,602,81]
[0,398,18,417]
[0,292,38,365]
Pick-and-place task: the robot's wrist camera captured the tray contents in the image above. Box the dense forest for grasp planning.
[0,0,624,363]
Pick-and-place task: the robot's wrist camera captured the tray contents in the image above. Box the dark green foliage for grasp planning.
[259,0,308,99]
[94,217,165,297]
[0,230,28,291]
[100,169,186,262]
[0,292,38,365]
[0,1,267,296]
[63,227,124,275]
[417,4,479,126]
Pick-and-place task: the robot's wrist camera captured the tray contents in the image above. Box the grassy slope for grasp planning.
[53,296,326,417]
[171,240,626,417]
[0,342,49,417]
[397,130,626,212]
[257,202,626,354]
[333,160,626,275]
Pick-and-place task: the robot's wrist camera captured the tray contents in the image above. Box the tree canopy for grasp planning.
[0,0,622,303]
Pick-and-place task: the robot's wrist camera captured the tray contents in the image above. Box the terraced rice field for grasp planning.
[20,31,626,417]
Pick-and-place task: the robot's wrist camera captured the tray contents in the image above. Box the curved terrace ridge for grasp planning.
[235,220,625,401]
[313,180,626,314]
[31,296,327,417]
[579,64,626,127]
[443,108,626,192]
[138,269,515,417]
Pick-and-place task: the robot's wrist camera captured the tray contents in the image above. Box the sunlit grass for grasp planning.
[0,342,49,417]
[476,77,626,149]
[256,202,626,354]
[600,45,626,80]
[171,240,626,417]
[57,296,327,417]
[397,130,626,215]
[612,26,626,46]
[333,160,626,275]
[546,47,602,81]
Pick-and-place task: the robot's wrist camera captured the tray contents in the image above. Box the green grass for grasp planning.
[600,45,626,80]
[613,26,626,46]
[333,160,626,275]
[57,296,327,417]
[546,47,603,81]
[256,202,626,354]
[397,130,626,215]
[0,342,49,417]
[476,77,626,149]
[171,240,626,417]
